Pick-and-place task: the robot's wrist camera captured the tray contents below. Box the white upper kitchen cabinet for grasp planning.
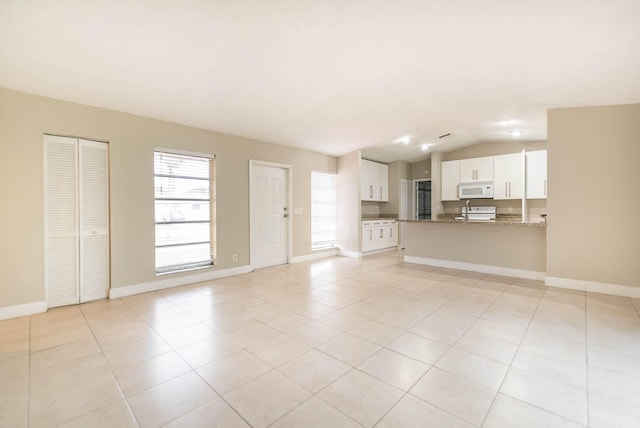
[459,156,493,182]
[377,162,389,201]
[526,150,547,199]
[441,160,459,201]
[361,159,389,201]
[493,152,524,200]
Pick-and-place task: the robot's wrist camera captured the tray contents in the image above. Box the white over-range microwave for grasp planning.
[458,182,494,199]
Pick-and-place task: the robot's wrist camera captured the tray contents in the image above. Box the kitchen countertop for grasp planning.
[361,214,398,220]
[400,216,546,227]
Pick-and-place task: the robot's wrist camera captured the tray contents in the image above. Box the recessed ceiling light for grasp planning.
[395,136,411,145]
[421,143,434,151]
[510,130,522,137]
[497,119,516,126]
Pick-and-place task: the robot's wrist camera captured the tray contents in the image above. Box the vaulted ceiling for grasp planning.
[1,0,639,161]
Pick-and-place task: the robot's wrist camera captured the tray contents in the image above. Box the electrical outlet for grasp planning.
[508,207,513,213]
[232,254,238,262]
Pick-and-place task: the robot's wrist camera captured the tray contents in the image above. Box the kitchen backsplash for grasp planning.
[361,201,380,216]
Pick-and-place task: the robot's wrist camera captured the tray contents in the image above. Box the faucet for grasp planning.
[464,199,471,221]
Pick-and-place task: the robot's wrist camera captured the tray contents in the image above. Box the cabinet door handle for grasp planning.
[508,182,511,197]
[544,180,547,196]
[369,185,373,199]
[380,229,383,238]
[505,182,508,197]
[369,230,372,240]
[380,186,383,199]
[390,228,393,237]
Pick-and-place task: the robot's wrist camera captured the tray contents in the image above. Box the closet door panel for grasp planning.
[44,135,79,307]
[79,139,110,303]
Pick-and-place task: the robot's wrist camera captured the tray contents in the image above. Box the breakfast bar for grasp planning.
[402,218,546,280]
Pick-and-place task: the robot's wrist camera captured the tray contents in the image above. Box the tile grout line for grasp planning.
[398,277,518,427]
[263,264,454,428]
[371,275,515,427]
[477,283,546,427]
[119,293,257,427]
[481,288,594,427]
[585,292,590,428]
[79,302,142,428]
[27,315,31,428]
[20,254,621,428]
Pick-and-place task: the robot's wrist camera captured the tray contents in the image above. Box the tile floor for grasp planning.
[2,251,640,427]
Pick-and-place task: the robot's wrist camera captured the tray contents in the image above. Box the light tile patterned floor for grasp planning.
[2,251,640,427]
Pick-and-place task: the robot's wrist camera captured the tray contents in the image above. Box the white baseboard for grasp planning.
[404,256,545,281]
[109,265,253,299]
[545,276,640,298]
[0,301,47,321]
[291,249,339,264]
[338,249,362,258]
[362,247,398,257]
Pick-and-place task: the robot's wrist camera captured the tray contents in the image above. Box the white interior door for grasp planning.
[79,139,110,303]
[250,163,289,269]
[45,135,109,308]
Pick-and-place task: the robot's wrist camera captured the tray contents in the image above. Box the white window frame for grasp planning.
[311,170,337,251]
[154,149,216,274]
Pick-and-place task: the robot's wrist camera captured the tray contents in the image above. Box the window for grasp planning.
[311,171,337,250]
[154,150,216,273]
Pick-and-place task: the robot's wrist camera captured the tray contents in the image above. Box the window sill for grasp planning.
[155,264,215,276]
[311,245,337,252]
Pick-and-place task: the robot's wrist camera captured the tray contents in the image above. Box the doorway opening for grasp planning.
[414,179,432,220]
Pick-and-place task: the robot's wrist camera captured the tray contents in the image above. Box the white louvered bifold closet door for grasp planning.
[79,139,109,303]
[45,135,109,308]
[45,136,80,307]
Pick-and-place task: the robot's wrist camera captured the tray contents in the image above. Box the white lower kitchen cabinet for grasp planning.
[362,220,398,253]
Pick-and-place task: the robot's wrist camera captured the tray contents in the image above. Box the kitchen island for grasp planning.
[402,218,546,280]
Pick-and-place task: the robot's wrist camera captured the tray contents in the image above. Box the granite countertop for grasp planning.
[361,214,399,220]
[401,215,546,227]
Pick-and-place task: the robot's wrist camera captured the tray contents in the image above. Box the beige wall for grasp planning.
[0,88,336,308]
[405,222,546,273]
[411,158,431,179]
[379,160,411,215]
[443,140,546,160]
[547,104,640,288]
[430,152,443,218]
[336,150,361,253]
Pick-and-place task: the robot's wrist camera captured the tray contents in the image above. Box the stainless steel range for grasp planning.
[458,206,496,221]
